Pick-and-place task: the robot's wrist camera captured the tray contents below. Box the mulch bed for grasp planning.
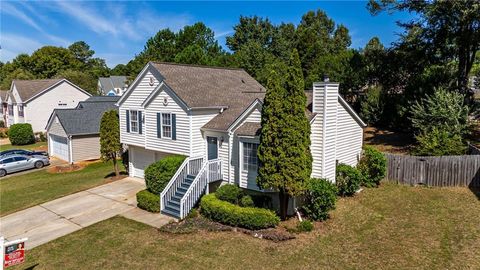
[160,216,297,242]
[48,164,85,173]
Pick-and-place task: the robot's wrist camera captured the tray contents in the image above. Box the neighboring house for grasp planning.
[117,62,366,218]
[98,76,129,96]
[5,79,91,132]
[45,96,120,163]
[0,90,8,125]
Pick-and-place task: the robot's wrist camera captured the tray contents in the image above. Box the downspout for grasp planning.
[321,85,327,178]
[227,131,233,184]
[68,135,73,164]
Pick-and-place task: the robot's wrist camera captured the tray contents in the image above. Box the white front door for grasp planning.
[50,134,69,161]
[130,147,155,178]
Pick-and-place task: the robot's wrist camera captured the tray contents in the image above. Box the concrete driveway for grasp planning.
[0,177,173,249]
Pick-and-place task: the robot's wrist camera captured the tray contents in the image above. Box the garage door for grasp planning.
[50,134,69,161]
[130,147,155,178]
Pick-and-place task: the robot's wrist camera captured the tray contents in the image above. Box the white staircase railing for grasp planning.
[160,156,204,212]
[180,159,222,219]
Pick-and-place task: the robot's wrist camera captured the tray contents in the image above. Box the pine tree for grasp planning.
[100,110,122,176]
[257,49,312,220]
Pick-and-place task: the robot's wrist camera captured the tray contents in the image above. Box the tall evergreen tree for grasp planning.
[257,50,312,220]
[100,110,122,176]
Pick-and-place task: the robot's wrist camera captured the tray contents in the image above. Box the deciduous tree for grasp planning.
[100,110,122,176]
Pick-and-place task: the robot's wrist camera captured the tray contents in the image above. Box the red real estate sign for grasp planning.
[4,242,25,268]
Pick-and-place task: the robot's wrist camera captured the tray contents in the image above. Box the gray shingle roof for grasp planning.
[0,90,8,102]
[151,62,266,131]
[53,96,119,135]
[235,122,261,136]
[99,76,128,93]
[13,79,63,102]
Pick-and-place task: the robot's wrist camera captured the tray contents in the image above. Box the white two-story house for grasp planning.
[5,79,91,132]
[117,62,366,218]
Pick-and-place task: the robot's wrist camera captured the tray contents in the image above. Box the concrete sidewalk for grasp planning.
[0,177,174,249]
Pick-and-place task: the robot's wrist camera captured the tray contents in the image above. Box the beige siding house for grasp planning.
[117,62,366,218]
[45,96,119,163]
[4,79,91,132]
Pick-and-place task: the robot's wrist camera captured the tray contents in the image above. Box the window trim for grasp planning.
[242,142,259,172]
[161,112,172,139]
[129,110,139,133]
[18,105,24,117]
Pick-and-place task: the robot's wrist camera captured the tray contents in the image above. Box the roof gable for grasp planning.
[12,79,91,103]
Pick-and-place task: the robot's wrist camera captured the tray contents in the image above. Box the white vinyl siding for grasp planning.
[190,110,218,156]
[145,90,189,155]
[71,135,101,162]
[120,71,159,147]
[310,116,323,179]
[322,84,338,181]
[336,102,363,166]
[244,108,261,123]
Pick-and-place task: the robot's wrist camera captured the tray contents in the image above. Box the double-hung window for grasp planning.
[130,110,139,133]
[18,105,24,117]
[161,113,172,138]
[8,105,13,116]
[242,142,259,171]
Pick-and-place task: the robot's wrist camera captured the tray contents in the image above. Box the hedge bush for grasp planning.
[239,195,254,207]
[358,146,387,187]
[336,163,363,196]
[215,184,243,204]
[136,189,160,213]
[145,155,186,194]
[302,178,338,221]
[8,123,35,145]
[200,194,280,230]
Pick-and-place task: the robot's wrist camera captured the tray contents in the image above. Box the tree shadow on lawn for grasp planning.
[468,167,480,200]
[104,171,128,179]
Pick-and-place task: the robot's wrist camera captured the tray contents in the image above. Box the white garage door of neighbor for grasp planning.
[131,147,155,178]
[50,135,69,161]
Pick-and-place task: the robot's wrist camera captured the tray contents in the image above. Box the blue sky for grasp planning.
[1,1,413,68]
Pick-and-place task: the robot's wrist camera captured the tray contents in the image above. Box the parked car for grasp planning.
[0,154,50,177]
[0,149,48,158]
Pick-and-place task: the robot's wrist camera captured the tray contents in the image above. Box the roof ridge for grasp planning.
[13,78,63,82]
[151,61,246,71]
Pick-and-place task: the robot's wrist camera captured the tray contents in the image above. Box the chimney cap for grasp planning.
[323,74,330,82]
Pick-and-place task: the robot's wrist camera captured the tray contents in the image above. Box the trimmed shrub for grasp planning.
[0,130,7,138]
[200,194,280,230]
[34,132,47,142]
[145,155,186,194]
[215,184,243,204]
[358,146,387,187]
[239,195,255,207]
[302,178,338,221]
[296,220,314,232]
[8,123,34,145]
[136,189,160,213]
[0,120,4,128]
[336,163,363,196]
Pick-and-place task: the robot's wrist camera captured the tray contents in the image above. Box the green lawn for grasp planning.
[0,141,47,151]
[13,182,480,269]
[0,162,122,216]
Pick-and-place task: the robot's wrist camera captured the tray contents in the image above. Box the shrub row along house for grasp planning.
[3,79,91,132]
[117,62,366,218]
[45,96,120,163]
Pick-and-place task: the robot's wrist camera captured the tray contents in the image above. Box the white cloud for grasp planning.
[214,30,234,39]
[0,33,43,62]
[1,2,43,32]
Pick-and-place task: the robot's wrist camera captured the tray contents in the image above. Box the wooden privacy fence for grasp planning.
[385,153,480,187]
